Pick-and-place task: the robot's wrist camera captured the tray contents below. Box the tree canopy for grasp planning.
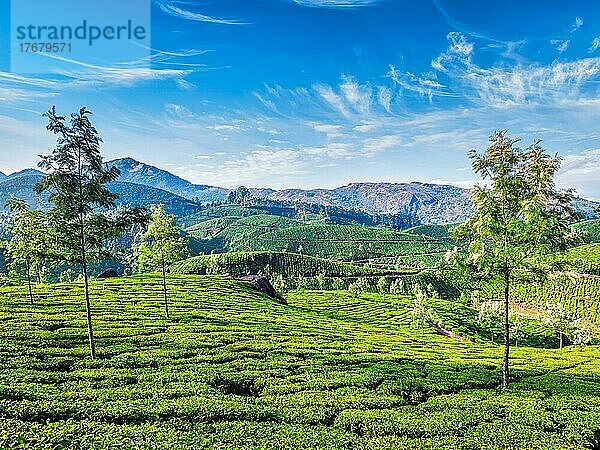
[448,131,580,387]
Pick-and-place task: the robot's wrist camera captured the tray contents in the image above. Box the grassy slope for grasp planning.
[562,243,600,275]
[574,219,600,243]
[185,214,303,254]
[171,251,402,277]
[251,224,452,262]
[404,223,455,239]
[183,214,450,269]
[1,275,600,449]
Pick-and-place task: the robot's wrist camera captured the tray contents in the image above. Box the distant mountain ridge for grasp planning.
[108,158,227,203]
[266,182,475,224]
[0,172,202,217]
[1,157,598,224]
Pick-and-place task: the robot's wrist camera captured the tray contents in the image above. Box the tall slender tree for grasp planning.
[3,198,51,304]
[35,106,147,360]
[135,204,188,318]
[448,131,580,388]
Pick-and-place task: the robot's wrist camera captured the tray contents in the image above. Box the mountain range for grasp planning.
[0,157,597,225]
[108,158,227,203]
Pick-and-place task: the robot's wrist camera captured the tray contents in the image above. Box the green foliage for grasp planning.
[136,205,189,272]
[1,198,52,302]
[559,244,600,275]
[405,223,454,239]
[348,277,371,295]
[543,303,579,349]
[251,224,452,262]
[410,290,432,332]
[36,107,147,266]
[475,273,600,325]
[183,212,449,270]
[172,251,392,278]
[135,205,189,318]
[35,106,147,359]
[185,213,302,254]
[574,219,600,243]
[108,181,202,217]
[226,186,255,208]
[477,301,503,344]
[447,132,580,387]
[449,133,579,282]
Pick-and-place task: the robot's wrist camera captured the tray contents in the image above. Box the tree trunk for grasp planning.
[82,260,95,360]
[161,253,169,319]
[559,331,564,350]
[79,224,95,360]
[503,270,510,389]
[25,260,33,305]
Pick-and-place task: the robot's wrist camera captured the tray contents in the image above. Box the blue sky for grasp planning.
[1,0,600,199]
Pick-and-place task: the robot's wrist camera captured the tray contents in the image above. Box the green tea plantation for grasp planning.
[1,275,600,449]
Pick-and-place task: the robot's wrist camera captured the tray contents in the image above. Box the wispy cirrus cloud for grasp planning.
[0,87,58,102]
[361,134,402,156]
[0,49,203,104]
[571,17,584,33]
[430,32,600,107]
[288,0,385,8]
[589,37,600,53]
[303,142,351,158]
[388,66,448,102]
[219,149,307,186]
[557,148,600,200]
[154,0,246,25]
[42,53,193,86]
[265,76,391,120]
[551,39,570,53]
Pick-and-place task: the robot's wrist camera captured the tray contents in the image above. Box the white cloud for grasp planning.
[589,37,600,53]
[218,149,306,186]
[362,134,401,156]
[314,83,352,118]
[208,124,243,132]
[353,121,381,133]
[41,54,192,87]
[469,58,600,105]
[389,66,448,101]
[551,39,570,53]
[561,148,600,175]
[0,115,55,170]
[253,92,279,113]
[557,149,600,200]
[377,86,393,113]
[431,31,474,73]
[155,0,245,25]
[176,79,196,90]
[340,76,372,114]
[289,0,383,8]
[430,178,478,189]
[165,103,195,120]
[311,123,345,138]
[0,87,57,102]
[303,142,351,158]
[571,17,584,33]
[429,32,600,107]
